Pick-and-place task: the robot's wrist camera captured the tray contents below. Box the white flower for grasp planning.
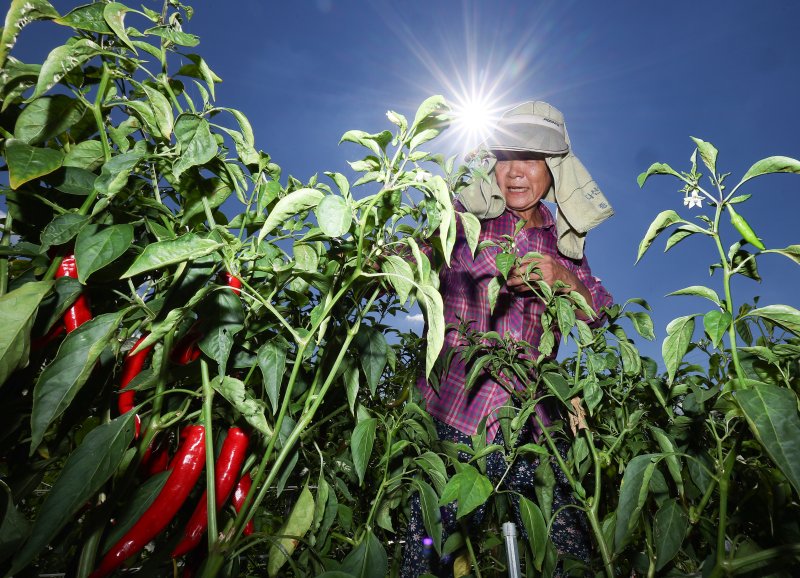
[414,170,432,183]
[683,190,703,209]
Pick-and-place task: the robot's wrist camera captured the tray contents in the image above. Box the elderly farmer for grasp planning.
[402,101,614,577]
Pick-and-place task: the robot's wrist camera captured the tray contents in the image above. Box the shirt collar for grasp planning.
[500,202,555,230]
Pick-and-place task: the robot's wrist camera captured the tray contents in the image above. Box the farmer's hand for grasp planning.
[507,254,595,311]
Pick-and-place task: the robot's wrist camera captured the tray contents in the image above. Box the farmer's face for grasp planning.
[494,152,552,223]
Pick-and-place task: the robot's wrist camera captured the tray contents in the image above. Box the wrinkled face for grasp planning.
[494,151,552,220]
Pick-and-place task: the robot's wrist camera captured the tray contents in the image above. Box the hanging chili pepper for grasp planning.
[222,272,242,295]
[90,425,206,578]
[56,254,92,332]
[31,324,66,351]
[169,272,241,365]
[727,205,765,250]
[172,427,250,557]
[117,334,153,438]
[141,436,171,476]
[232,473,255,536]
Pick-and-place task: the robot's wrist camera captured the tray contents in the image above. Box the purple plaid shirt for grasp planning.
[418,202,613,440]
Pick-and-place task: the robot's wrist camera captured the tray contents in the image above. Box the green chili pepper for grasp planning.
[727,205,765,250]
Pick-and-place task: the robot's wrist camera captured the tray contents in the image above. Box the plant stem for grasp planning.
[461,521,483,578]
[0,212,12,296]
[584,429,616,578]
[76,512,104,578]
[200,359,218,552]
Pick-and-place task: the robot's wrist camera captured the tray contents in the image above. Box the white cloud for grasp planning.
[405,313,424,325]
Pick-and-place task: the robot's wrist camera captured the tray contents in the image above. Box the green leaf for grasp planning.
[30,311,125,453]
[745,304,800,336]
[54,167,97,196]
[662,315,696,384]
[762,245,800,265]
[351,418,377,486]
[199,289,244,372]
[5,138,64,188]
[339,529,388,578]
[0,0,60,68]
[614,454,657,553]
[257,340,287,415]
[211,376,271,437]
[11,412,135,574]
[458,211,481,257]
[355,327,388,396]
[415,480,442,555]
[690,137,718,175]
[411,94,449,132]
[624,311,655,341]
[172,114,217,179]
[179,55,222,100]
[429,176,456,265]
[94,149,144,197]
[144,24,199,47]
[636,210,684,264]
[103,3,136,53]
[555,297,577,338]
[703,310,732,348]
[417,282,445,379]
[14,95,85,144]
[75,224,133,283]
[666,285,722,306]
[55,3,112,33]
[0,281,52,388]
[618,339,642,376]
[315,195,352,237]
[30,38,102,100]
[653,499,688,571]
[40,213,89,249]
[438,464,492,519]
[267,483,315,577]
[495,252,515,280]
[122,233,222,278]
[664,224,706,253]
[258,188,324,243]
[63,140,105,170]
[739,155,800,185]
[650,427,684,497]
[518,496,547,570]
[141,84,174,140]
[637,162,681,188]
[100,470,170,553]
[737,384,800,497]
[487,276,501,315]
[381,255,414,304]
[0,481,30,564]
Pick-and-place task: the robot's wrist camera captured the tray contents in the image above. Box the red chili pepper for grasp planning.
[223,272,242,295]
[90,425,206,578]
[31,323,66,351]
[141,437,171,476]
[169,273,241,366]
[56,255,92,332]
[172,427,250,557]
[170,322,203,366]
[232,473,255,536]
[117,335,153,438]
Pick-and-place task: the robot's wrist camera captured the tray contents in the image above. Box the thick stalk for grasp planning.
[584,429,615,578]
[200,359,218,551]
[708,449,736,578]
[710,201,746,386]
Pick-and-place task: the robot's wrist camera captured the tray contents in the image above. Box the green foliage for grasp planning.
[1,3,799,577]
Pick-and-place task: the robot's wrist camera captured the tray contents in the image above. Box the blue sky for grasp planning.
[13,1,800,364]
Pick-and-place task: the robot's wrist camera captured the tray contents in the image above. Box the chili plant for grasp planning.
[0,1,474,576]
